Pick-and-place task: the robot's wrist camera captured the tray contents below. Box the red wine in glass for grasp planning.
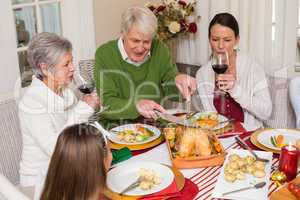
[78,84,95,94]
[212,64,228,74]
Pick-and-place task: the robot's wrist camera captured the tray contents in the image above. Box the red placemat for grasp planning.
[168,178,199,200]
[138,179,179,200]
[139,178,199,200]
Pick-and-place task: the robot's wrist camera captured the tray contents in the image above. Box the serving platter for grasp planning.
[211,149,272,200]
[189,111,229,130]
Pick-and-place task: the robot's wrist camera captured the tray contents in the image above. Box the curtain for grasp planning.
[60,0,96,69]
[175,0,298,76]
[40,3,61,35]
[272,0,298,77]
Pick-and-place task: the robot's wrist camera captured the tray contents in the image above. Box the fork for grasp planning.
[120,177,142,195]
[186,111,198,119]
[88,105,110,123]
[235,136,269,163]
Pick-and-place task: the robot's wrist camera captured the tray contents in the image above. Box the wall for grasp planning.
[93,0,150,47]
[0,0,21,100]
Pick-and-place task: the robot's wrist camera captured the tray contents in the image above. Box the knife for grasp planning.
[155,111,201,128]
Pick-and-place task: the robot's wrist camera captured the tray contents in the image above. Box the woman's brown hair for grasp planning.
[40,123,108,200]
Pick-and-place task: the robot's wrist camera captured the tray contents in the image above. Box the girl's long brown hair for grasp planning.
[40,124,108,200]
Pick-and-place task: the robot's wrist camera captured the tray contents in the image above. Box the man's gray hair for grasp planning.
[27,32,72,78]
[121,7,157,37]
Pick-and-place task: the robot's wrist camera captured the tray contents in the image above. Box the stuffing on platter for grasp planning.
[224,154,266,183]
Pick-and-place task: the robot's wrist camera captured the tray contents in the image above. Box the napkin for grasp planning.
[139,178,199,200]
[168,178,199,200]
[238,131,258,149]
[138,179,180,200]
[111,147,132,165]
[218,121,246,138]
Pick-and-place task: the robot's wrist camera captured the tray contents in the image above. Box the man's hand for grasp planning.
[175,74,197,101]
[136,99,166,119]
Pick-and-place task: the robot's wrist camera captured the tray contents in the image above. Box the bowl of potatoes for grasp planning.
[211,149,273,200]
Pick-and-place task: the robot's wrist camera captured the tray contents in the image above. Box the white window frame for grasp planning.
[0,0,96,101]
[12,0,62,87]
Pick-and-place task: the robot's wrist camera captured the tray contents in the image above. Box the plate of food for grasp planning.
[188,111,229,130]
[106,161,174,196]
[211,149,272,200]
[256,129,300,151]
[108,124,161,145]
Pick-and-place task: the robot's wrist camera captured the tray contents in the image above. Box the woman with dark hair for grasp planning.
[38,123,112,200]
[196,13,272,131]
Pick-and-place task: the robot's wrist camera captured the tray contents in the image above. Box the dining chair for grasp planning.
[263,75,296,128]
[0,174,30,200]
[0,98,22,185]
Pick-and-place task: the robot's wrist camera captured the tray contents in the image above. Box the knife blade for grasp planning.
[155,111,201,128]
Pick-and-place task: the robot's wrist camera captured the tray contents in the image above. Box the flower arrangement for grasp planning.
[146,0,198,41]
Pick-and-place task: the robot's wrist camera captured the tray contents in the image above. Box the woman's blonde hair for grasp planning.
[40,123,108,200]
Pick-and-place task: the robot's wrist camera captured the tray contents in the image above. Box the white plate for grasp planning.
[106,161,174,196]
[211,149,272,200]
[257,129,300,150]
[190,111,228,130]
[108,124,161,145]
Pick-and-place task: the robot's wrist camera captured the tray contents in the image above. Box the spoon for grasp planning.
[222,181,266,196]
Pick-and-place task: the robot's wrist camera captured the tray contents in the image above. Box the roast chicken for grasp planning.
[174,126,212,158]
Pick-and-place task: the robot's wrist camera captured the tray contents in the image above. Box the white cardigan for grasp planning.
[196,52,272,131]
[18,77,94,186]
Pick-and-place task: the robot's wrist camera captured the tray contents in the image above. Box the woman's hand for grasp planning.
[216,74,236,91]
[82,92,101,110]
[136,99,166,119]
[175,74,197,101]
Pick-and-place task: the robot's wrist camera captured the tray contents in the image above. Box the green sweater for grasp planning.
[94,39,180,126]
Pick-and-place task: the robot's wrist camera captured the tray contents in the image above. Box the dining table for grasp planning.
[110,121,282,200]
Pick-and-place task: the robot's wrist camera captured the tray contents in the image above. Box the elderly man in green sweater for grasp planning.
[94,6,197,127]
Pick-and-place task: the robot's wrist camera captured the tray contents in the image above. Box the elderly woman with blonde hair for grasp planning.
[18,32,100,190]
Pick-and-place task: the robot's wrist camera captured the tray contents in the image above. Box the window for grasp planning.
[297,0,300,63]
[272,0,300,65]
[298,0,300,37]
[11,0,62,87]
[272,0,276,57]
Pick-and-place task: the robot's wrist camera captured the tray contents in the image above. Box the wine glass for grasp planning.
[211,51,229,93]
[73,70,108,120]
[73,70,95,94]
